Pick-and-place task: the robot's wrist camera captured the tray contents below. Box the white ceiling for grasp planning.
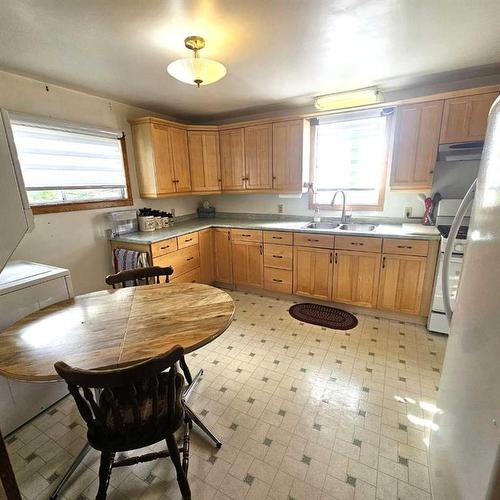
[1,0,500,121]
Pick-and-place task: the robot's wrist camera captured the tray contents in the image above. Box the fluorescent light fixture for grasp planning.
[314,87,382,111]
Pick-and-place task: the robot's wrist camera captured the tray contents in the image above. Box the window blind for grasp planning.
[10,116,128,205]
[314,112,389,207]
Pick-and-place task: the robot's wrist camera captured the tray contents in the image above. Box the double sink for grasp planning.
[304,222,377,233]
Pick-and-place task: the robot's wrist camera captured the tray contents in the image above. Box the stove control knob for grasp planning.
[455,243,464,253]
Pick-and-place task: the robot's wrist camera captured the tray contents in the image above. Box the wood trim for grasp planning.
[31,136,134,215]
[0,428,22,500]
[419,239,440,316]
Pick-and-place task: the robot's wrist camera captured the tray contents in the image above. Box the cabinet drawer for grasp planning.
[264,244,293,270]
[335,236,382,253]
[293,232,334,249]
[177,231,199,249]
[383,238,429,256]
[151,238,178,258]
[231,228,263,242]
[264,267,293,294]
[170,267,200,284]
[153,245,200,276]
[263,231,293,245]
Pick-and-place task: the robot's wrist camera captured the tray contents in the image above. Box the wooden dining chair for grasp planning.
[105,266,174,288]
[54,346,191,500]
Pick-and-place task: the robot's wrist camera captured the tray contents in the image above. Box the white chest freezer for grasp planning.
[0,260,74,435]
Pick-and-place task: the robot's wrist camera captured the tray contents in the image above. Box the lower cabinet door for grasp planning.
[333,250,381,308]
[198,229,215,284]
[232,241,264,288]
[377,254,427,315]
[214,228,233,284]
[170,267,200,283]
[293,246,333,301]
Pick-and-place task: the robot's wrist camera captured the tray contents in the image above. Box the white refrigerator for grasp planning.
[430,96,500,498]
[0,110,73,434]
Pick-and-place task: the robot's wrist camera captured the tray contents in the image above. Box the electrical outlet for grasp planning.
[405,207,412,218]
[278,204,284,214]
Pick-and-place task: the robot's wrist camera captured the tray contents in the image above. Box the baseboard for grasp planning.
[212,282,428,326]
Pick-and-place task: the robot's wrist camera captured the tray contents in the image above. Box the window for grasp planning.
[10,114,132,213]
[311,108,393,211]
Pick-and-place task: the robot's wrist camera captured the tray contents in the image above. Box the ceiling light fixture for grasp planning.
[167,36,226,88]
[314,87,382,111]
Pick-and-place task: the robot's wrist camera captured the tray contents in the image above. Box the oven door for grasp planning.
[432,253,463,312]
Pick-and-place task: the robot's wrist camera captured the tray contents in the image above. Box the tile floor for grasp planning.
[6,290,447,500]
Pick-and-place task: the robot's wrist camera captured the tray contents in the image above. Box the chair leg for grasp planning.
[96,451,114,500]
[165,434,191,500]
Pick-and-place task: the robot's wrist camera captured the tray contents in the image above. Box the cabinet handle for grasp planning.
[397,245,412,249]
[184,238,193,242]
[186,256,194,261]
[272,255,283,259]
[382,256,386,268]
[429,170,434,174]
[227,232,230,241]
[260,244,263,255]
[334,252,338,264]
[241,234,252,237]
[330,252,333,263]
[272,176,276,180]
[272,236,283,240]
[308,238,319,242]
[350,242,364,246]
[160,245,170,250]
[173,179,179,183]
[273,278,283,283]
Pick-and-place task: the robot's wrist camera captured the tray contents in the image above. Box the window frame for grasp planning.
[309,109,394,212]
[9,113,133,215]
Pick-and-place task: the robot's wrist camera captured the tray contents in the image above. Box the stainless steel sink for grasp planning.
[304,222,339,230]
[337,223,376,232]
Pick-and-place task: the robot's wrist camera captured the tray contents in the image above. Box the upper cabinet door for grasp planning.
[220,128,245,191]
[151,123,176,195]
[390,101,444,190]
[440,92,499,144]
[169,126,191,192]
[188,131,221,192]
[244,124,273,190]
[272,119,309,192]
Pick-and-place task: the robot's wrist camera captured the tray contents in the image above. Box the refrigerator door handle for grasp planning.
[442,179,477,324]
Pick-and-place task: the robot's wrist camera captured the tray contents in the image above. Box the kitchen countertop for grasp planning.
[111,217,441,244]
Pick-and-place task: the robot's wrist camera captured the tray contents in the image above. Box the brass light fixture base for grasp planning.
[184,36,206,51]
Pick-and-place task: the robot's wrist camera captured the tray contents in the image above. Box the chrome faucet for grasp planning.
[330,190,348,224]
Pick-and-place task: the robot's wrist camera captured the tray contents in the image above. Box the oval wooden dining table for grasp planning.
[0,282,235,499]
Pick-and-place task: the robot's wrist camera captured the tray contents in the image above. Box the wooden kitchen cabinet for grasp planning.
[390,100,444,190]
[214,228,233,284]
[198,228,215,284]
[188,130,221,192]
[220,128,246,191]
[293,246,333,301]
[130,118,191,197]
[244,124,273,190]
[440,92,499,144]
[377,254,427,315]
[333,250,381,308]
[232,240,264,288]
[273,119,310,192]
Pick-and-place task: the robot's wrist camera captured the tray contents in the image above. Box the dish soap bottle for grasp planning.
[313,206,321,223]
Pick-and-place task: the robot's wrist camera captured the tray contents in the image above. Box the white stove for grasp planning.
[428,199,471,335]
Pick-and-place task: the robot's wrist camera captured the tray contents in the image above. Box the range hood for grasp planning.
[437,141,484,161]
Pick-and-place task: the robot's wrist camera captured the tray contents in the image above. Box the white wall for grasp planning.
[0,71,200,294]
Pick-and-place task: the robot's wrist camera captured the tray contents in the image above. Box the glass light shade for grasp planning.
[167,57,227,86]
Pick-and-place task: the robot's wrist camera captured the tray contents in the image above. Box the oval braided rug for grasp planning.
[289,303,358,330]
